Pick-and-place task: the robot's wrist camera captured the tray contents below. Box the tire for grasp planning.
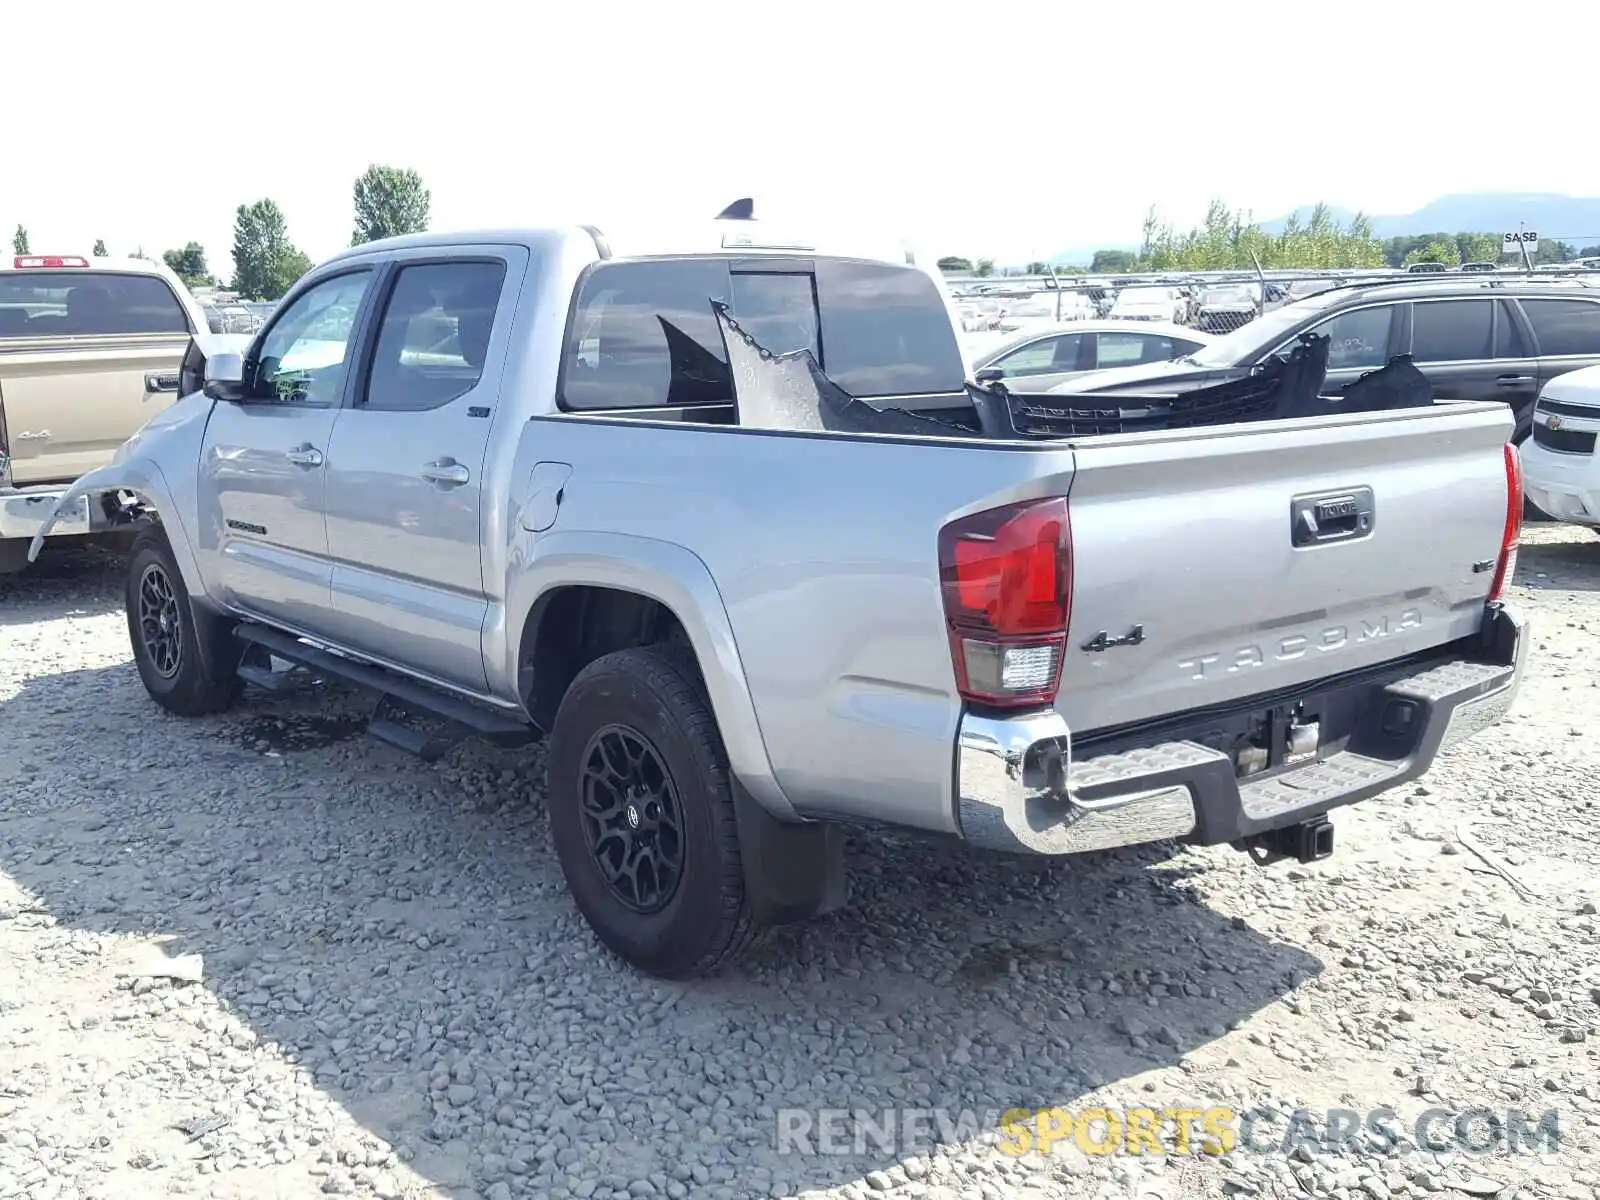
[546,646,757,978]
[125,531,242,716]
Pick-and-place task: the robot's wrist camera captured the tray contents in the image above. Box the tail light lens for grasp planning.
[938,496,1072,708]
[1487,442,1523,604]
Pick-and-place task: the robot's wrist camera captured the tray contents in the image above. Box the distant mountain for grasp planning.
[1263,193,1600,241]
[1047,241,1139,266]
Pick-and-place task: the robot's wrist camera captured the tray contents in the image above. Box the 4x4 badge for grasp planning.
[1082,625,1146,653]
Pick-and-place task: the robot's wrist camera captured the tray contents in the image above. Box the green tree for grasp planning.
[92,238,108,257]
[162,242,214,288]
[1091,249,1137,273]
[936,256,972,273]
[1132,199,1383,272]
[1025,260,1051,275]
[973,258,995,277]
[350,164,430,246]
[12,225,29,255]
[1456,233,1501,264]
[1536,239,1575,266]
[1579,244,1600,259]
[231,199,312,300]
[1404,239,1461,268]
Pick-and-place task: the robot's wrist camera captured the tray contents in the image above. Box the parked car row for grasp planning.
[1042,275,1600,446]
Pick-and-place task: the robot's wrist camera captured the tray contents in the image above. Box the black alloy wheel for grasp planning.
[578,724,685,913]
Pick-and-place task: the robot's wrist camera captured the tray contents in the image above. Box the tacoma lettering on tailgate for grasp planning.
[1178,609,1423,680]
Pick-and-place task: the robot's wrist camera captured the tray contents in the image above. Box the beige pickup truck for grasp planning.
[0,253,208,572]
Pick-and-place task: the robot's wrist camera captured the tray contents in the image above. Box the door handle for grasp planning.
[284,445,323,468]
[144,371,181,393]
[1497,374,1536,386]
[420,459,470,487]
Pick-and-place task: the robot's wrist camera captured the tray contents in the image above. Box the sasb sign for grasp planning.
[1503,230,1539,256]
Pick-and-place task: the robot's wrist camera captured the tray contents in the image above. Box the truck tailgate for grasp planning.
[1057,402,1515,735]
[0,335,187,486]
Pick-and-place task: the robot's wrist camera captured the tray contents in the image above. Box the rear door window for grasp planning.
[0,271,189,336]
[991,333,1083,377]
[362,260,507,412]
[1521,298,1600,357]
[1410,299,1493,361]
[1094,332,1175,368]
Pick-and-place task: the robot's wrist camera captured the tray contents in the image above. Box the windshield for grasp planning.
[1185,289,1345,366]
[1201,284,1258,305]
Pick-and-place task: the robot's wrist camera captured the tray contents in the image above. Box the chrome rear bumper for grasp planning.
[0,487,92,541]
[956,713,1200,854]
[955,605,1528,856]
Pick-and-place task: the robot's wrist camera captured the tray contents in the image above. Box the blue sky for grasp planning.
[7,0,1594,273]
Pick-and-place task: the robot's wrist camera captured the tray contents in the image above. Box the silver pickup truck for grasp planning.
[32,222,1529,978]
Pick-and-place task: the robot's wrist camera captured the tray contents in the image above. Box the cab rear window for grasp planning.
[559,256,965,411]
[0,272,189,337]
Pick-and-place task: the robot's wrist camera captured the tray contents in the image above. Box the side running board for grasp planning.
[231,622,536,761]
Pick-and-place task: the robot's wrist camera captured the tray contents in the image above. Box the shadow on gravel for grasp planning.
[1,656,1322,1200]
[0,544,124,627]
[1518,537,1600,593]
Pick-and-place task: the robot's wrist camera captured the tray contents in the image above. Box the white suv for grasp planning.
[1520,363,1600,533]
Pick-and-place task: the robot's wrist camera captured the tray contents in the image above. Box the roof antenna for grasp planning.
[716,198,755,221]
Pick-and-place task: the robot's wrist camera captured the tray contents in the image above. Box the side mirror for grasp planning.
[974,366,1006,384]
[202,351,249,402]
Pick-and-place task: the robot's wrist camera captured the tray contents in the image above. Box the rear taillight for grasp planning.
[938,496,1072,709]
[1487,442,1523,604]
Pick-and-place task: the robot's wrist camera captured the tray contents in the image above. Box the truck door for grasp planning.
[1406,297,1540,434]
[197,268,377,630]
[1518,295,1600,433]
[318,248,524,693]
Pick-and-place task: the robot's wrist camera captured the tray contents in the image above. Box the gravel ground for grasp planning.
[2,526,1597,1200]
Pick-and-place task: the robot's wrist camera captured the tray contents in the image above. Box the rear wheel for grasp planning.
[126,532,242,716]
[546,646,757,978]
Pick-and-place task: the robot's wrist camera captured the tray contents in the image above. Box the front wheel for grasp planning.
[546,646,757,978]
[125,532,242,716]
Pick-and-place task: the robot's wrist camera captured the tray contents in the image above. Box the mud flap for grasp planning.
[730,779,848,926]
